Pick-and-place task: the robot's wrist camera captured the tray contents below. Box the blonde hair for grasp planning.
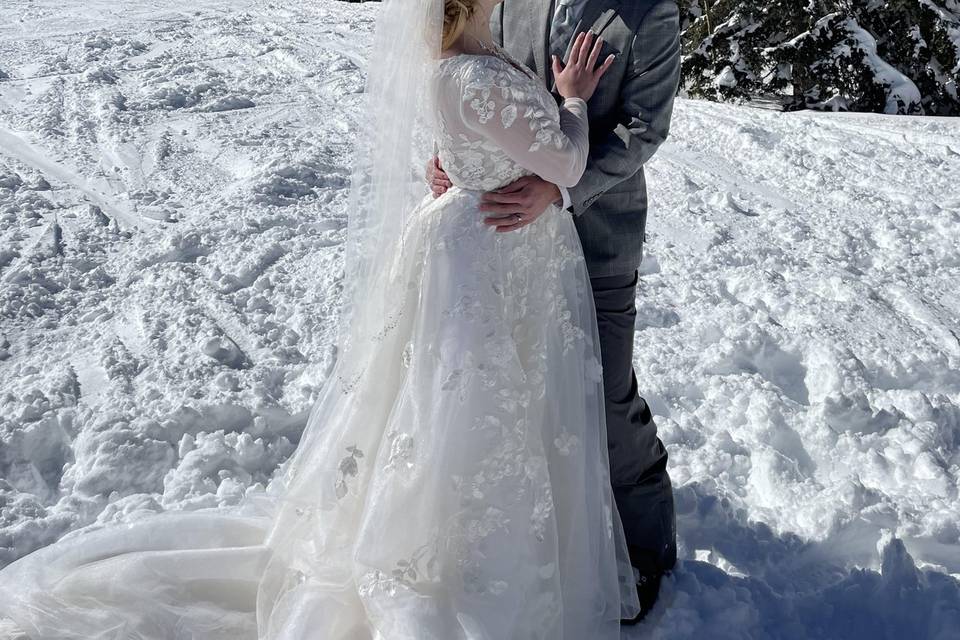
[443,0,478,50]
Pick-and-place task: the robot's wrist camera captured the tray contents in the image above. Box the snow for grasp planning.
[1,0,959,638]
[714,65,738,89]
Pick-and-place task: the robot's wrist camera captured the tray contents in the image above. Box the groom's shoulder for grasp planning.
[497,0,679,20]
[600,0,679,45]
[498,0,678,32]
[617,0,680,27]
[500,0,674,12]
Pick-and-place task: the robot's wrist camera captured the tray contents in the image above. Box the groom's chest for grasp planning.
[499,0,647,107]
[499,0,642,72]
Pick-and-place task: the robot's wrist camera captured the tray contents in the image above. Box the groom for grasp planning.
[431,0,682,622]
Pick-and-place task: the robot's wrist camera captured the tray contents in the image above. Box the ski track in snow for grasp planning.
[1,1,959,638]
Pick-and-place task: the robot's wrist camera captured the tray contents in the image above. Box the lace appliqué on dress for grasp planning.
[434,55,570,193]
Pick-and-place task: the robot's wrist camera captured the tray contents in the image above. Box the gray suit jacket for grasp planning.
[492,0,681,277]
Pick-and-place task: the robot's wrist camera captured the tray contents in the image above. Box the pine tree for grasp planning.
[681,0,810,103]
[778,12,917,113]
[681,1,960,115]
[857,0,960,115]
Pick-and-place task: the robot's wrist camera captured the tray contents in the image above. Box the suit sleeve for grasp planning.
[566,0,681,216]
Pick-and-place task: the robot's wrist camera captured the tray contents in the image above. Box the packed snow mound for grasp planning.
[1,0,958,638]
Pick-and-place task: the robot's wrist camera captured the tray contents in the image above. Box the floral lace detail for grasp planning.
[434,55,567,192]
[554,429,582,456]
[384,430,414,472]
[335,445,364,499]
[524,103,566,153]
[467,91,496,125]
[401,341,414,368]
[501,103,518,128]
[358,539,442,598]
[440,350,496,401]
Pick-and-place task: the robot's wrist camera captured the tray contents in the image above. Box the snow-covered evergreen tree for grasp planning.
[681,1,960,115]
[858,0,960,115]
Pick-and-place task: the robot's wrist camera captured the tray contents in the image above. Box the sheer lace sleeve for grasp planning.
[455,58,589,188]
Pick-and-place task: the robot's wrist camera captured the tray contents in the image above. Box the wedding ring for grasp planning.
[514,213,523,224]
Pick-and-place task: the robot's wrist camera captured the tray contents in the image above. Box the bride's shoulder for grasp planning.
[436,54,532,90]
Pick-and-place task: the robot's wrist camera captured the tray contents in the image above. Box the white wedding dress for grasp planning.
[0,52,639,640]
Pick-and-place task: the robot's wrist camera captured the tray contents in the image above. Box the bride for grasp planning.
[0,0,641,637]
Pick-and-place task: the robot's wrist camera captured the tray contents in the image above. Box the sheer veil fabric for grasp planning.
[0,0,640,637]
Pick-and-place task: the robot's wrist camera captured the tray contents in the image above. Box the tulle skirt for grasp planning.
[0,188,639,639]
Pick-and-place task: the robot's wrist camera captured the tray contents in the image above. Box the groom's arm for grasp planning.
[566,0,681,216]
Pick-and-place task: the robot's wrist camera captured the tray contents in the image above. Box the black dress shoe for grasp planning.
[620,546,666,626]
[620,568,663,625]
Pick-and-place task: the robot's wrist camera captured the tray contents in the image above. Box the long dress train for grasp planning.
[0,53,639,639]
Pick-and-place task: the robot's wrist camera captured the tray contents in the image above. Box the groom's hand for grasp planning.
[480,176,562,233]
[428,156,451,199]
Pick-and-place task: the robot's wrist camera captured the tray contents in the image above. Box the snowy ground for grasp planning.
[1,1,959,638]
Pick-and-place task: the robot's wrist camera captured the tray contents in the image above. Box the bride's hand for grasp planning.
[552,32,615,102]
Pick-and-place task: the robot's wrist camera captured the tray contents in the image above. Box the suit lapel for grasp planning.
[529,0,555,83]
